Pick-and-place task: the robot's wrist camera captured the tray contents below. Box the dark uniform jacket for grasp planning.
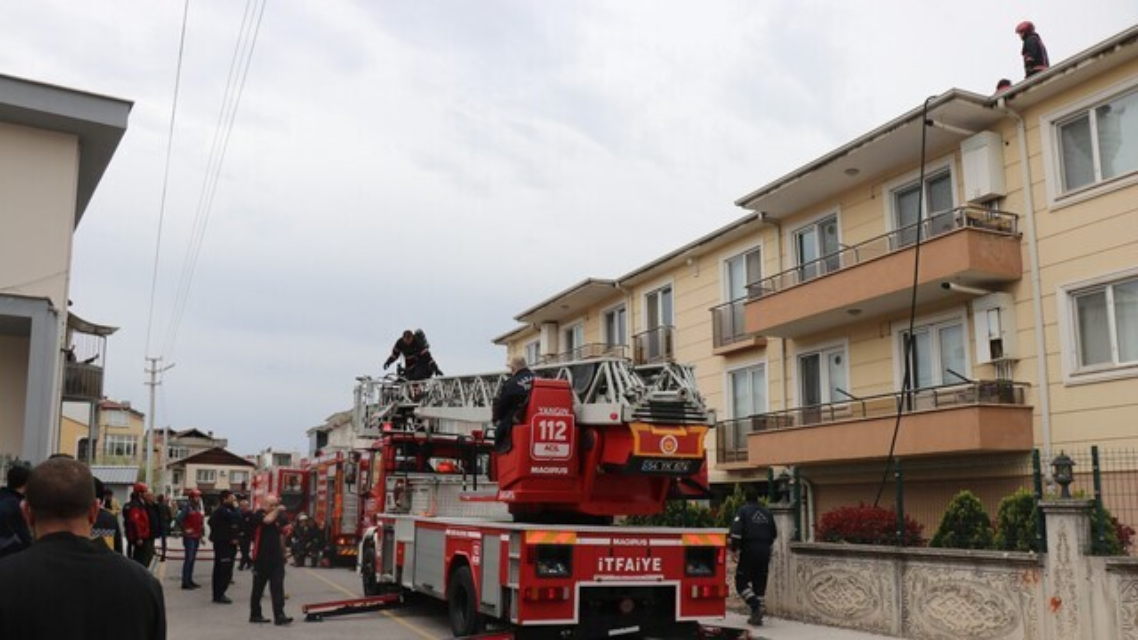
[1022,32,1049,77]
[0,487,31,559]
[0,532,166,640]
[492,368,535,427]
[252,510,287,569]
[209,504,241,545]
[729,502,778,550]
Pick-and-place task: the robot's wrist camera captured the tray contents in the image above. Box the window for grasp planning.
[105,410,129,427]
[562,323,584,356]
[1057,89,1138,194]
[77,438,90,462]
[793,216,840,281]
[603,305,627,348]
[643,285,674,361]
[1071,276,1138,371]
[897,318,969,389]
[196,469,217,483]
[729,365,767,418]
[798,345,848,406]
[726,248,762,301]
[103,435,137,458]
[892,170,955,247]
[230,470,249,485]
[167,446,190,460]
[172,471,182,486]
[524,340,540,365]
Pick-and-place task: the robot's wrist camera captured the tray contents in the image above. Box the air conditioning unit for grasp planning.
[973,292,1017,364]
[961,131,1007,203]
[539,322,559,359]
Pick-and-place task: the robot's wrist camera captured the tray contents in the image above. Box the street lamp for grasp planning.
[776,470,792,505]
[1052,452,1075,499]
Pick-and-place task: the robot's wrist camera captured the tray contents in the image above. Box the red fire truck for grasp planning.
[349,357,732,638]
[251,466,307,516]
[302,450,373,564]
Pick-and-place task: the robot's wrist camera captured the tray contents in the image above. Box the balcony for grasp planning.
[62,362,104,401]
[721,381,1033,468]
[632,326,674,364]
[540,342,628,364]
[710,299,767,354]
[745,206,1022,338]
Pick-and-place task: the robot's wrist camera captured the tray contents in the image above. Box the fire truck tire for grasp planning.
[361,542,380,596]
[447,565,482,637]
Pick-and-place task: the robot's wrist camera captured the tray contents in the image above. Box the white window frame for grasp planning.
[1057,265,1138,385]
[723,246,763,302]
[883,156,957,237]
[105,410,129,428]
[641,281,675,331]
[196,469,217,483]
[793,339,850,407]
[523,339,540,366]
[103,434,137,458]
[230,470,249,485]
[1041,77,1138,209]
[725,359,769,419]
[890,310,971,390]
[602,303,627,348]
[562,318,585,356]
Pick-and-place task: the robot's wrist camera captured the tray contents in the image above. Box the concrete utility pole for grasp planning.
[144,357,175,486]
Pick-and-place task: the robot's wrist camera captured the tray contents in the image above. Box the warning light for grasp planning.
[610,412,619,421]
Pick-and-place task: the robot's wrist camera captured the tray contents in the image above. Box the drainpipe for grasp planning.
[996,98,1054,469]
[759,212,789,410]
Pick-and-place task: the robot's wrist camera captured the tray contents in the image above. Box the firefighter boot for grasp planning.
[747,599,765,626]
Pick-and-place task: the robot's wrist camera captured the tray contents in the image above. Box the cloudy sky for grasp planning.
[3,2,1135,455]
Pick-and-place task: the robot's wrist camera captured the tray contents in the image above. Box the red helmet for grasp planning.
[133,482,148,494]
[1015,21,1035,35]
[187,488,201,498]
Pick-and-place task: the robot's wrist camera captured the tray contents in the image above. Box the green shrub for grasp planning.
[930,490,995,550]
[715,483,748,529]
[995,488,1041,552]
[625,499,715,528]
[1090,504,1135,556]
[815,503,924,546]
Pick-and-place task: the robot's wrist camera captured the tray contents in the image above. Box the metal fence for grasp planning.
[787,447,1138,555]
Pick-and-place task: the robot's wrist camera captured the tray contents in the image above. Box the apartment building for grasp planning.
[58,399,146,464]
[497,25,1138,524]
[166,447,256,503]
[0,74,131,462]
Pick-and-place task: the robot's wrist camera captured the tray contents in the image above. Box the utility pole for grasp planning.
[144,357,175,487]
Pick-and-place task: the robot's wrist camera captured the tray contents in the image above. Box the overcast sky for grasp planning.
[3,2,1135,456]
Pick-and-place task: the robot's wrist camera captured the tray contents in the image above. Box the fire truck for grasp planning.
[303,450,372,563]
[251,466,307,516]
[347,356,733,638]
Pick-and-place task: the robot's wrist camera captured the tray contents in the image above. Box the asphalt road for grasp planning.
[161,542,454,640]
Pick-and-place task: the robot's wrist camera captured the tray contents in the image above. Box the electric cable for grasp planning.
[874,95,937,508]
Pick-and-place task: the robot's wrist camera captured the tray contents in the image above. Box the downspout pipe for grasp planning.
[997,98,1054,471]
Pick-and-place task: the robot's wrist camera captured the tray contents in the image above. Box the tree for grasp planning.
[930,490,995,550]
[994,488,1041,552]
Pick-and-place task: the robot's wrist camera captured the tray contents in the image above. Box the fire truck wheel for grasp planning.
[361,543,380,596]
[447,565,482,637]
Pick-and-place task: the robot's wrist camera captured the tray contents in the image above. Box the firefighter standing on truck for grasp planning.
[491,355,534,453]
[383,329,443,381]
[730,486,777,627]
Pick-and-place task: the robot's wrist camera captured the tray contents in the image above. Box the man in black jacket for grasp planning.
[209,490,241,603]
[0,458,166,640]
[249,494,292,626]
[383,329,443,381]
[492,356,535,453]
[1016,20,1049,78]
[0,464,32,560]
[729,487,778,627]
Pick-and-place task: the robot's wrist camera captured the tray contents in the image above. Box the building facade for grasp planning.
[166,447,256,503]
[497,25,1138,529]
[0,74,131,463]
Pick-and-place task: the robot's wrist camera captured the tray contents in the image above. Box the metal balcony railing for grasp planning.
[727,381,1030,443]
[632,325,675,364]
[540,343,628,364]
[62,362,104,401]
[710,299,756,348]
[746,206,1020,299]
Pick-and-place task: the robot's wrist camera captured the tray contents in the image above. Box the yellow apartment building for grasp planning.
[497,25,1138,532]
[0,74,130,463]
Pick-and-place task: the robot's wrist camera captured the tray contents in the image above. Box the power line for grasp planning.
[161,0,268,359]
[144,0,191,357]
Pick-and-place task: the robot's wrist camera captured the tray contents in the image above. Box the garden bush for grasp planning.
[994,488,1041,552]
[1091,504,1135,555]
[715,483,748,529]
[930,490,995,550]
[625,499,715,528]
[815,503,923,546]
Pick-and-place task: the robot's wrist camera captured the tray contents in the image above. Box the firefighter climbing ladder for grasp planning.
[353,356,714,436]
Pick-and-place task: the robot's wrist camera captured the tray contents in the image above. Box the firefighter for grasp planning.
[491,355,535,453]
[383,329,443,381]
[123,482,154,567]
[1016,20,1049,78]
[729,486,778,626]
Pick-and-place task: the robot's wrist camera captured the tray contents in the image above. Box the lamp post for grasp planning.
[1052,452,1075,498]
[775,470,792,505]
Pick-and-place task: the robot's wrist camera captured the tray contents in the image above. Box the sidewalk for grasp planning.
[714,612,895,639]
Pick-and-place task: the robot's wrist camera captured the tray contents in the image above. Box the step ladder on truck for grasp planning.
[316,356,746,638]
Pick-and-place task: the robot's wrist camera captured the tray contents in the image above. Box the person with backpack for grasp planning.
[208,490,241,604]
[175,489,204,590]
[0,464,32,560]
[122,483,153,567]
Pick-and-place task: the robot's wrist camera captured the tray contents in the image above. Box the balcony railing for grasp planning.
[747,206,1019,299]
[540,343,628,364]
[716,380,1029,462]
[632,325,675,364]
[711,299,758,348]
[62,362,105,401]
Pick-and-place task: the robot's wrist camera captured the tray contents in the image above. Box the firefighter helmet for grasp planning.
[1015,21,1035,35]
[133,482,148,494]
[187,488,201,498]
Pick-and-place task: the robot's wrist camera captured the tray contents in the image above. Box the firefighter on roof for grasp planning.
[1016,20,1049,78]
[383,329,443,380]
